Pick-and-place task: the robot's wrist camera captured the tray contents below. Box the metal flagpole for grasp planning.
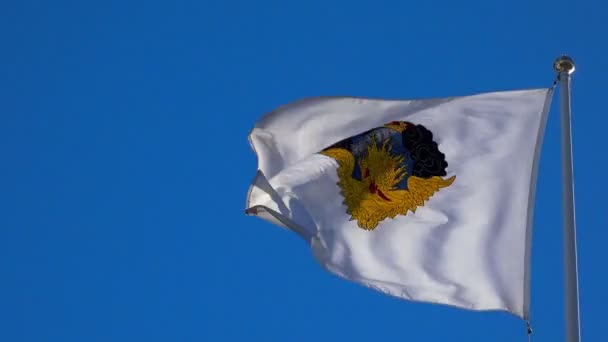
[553,55,580,342]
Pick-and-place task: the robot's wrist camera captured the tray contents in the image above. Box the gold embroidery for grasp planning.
[321,136,455,230]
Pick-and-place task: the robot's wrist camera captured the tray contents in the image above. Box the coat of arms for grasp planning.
[320,121,455,230]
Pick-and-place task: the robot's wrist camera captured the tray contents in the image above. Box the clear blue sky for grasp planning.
[1,0,607,341]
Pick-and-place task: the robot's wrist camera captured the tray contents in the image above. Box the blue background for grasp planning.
[1,1,606,341]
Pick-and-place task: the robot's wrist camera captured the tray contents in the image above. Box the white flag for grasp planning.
[246,88,553,319]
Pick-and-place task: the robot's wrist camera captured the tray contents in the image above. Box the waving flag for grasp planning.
[245,88,553,319]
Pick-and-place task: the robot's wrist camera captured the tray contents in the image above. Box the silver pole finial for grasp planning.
[554,55,576,75]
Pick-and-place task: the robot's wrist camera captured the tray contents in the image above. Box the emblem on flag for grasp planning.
[320,121,456,230]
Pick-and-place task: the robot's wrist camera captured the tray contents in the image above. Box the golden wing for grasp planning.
[321,148,456,231]
[387,175,456,217]
[347,176,455,230]
[320,148,366,217]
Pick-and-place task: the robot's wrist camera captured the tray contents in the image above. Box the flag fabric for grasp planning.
[245,88,553,319]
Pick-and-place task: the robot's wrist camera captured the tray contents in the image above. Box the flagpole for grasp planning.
[554,55,580,342]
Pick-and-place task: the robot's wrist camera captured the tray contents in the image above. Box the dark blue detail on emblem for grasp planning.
[324,121,449,182]
[348,128,414,190]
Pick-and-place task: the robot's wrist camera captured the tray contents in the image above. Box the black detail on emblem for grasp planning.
[401,124,448,178]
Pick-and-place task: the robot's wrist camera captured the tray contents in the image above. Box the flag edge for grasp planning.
[522,86,556,320]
